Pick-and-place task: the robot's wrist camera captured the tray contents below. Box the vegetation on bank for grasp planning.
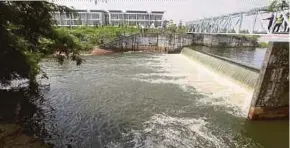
[54,26,140,51]
[0,1,84,89]
[0,1,186,89]
[268,0,289,12]
[0,2,143,88]
[0,123,49,147]
[54,24,186,51]
[258,42,269,48]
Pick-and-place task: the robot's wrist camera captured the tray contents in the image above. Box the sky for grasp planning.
[54,0,274,23]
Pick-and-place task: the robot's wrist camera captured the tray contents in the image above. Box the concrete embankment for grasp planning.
[191,34,258,47]
[100,33,193,53]
[99,33,258,54]
[181,47,260,88]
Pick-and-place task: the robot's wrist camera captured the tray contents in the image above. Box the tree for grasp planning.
[177,20,186,33]
[268,0,289,12]
[167,20,177,34]
[178,20,183,29]
[0,1,82,90]
[162,20,169,29]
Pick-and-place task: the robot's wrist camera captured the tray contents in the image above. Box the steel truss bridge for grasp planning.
[185,6,289,42]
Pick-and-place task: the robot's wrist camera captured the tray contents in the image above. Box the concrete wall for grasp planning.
[191,34,258,47]
[101,33,258,53]
[248,42,289,120]
[181,47,260,88]
[100,33,192,53]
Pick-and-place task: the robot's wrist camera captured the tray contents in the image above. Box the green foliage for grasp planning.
[55,26,140,51]
[160,20,186,34]
[268,0,289,12]
[258,42,269,48]
[0,1,81,88]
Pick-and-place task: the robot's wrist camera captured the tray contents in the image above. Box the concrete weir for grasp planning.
[248,42,289,120]
[181,47,260,88]
[181,42,289,120]
[102,33,289,120]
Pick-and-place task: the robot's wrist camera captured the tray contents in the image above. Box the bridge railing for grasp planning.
[185,7,290,35]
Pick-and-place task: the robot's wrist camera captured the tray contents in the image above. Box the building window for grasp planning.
[72,20,81,25]
[145,15,149,20]
[155,22,162,27]
[155,15,162,20]
[128,14,136,20]
[129,21,136,26]
[80,13,86,20]
[65,20,71,25]
[91,13,100,19]
[61,13,70,20]
[150,15,156,20]
[111,14,118,19]
[137,14,145,20]
[118,14,124,19]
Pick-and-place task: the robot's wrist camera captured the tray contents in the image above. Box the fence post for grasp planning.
[132,35,134,51]
[136,34,139,51]
[121,38,124,51]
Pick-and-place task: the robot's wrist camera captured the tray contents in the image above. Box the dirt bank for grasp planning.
[91,48,114,55]
[0,123,49,148]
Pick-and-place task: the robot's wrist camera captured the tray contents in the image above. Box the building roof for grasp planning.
[151,11,164,14]
[90,10,106,12]
[109,10,122,12]
[126,10,148,13]
[75,9,87,12]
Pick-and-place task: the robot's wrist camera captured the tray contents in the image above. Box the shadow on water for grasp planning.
[0,87,50,141]
[240,120,289,148]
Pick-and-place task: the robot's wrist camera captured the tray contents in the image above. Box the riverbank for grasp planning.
[0,123,49,148]
[49,48,115,57]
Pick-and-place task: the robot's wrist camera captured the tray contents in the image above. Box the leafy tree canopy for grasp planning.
[268,0,289,12]
[0,1,81,89]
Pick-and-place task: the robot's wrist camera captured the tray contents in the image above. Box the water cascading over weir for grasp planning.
[180,47,260,88]
[100,33,289,120]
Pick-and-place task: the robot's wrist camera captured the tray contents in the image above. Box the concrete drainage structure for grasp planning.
[102,33,289,120]
[248,42,289,120]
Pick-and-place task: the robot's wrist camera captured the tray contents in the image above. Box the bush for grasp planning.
[258,42,268,48]
[55,26,140,51]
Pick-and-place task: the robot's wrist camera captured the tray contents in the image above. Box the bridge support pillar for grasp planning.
[248,42,289,120]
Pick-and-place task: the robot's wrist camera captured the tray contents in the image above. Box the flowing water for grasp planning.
[35,50,288,148]
[191,46,267,69]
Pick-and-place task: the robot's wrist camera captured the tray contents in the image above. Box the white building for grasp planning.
[109,10,164,27]
[53,9,108,26]
[53,9,164,27]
